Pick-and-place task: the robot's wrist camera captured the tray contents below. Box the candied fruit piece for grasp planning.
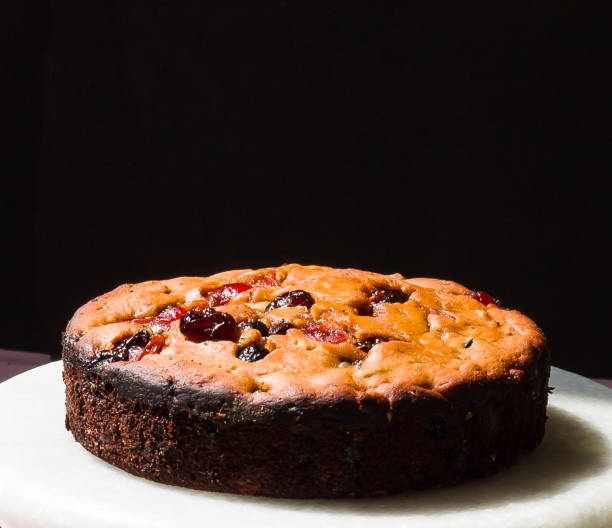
[128,346,146,362]
[369,289,408,305]
[265,290,315,312]
[133,306,186,333]
[144,335,165,355]
[239,320,269,336]
[268,322,295,335]
[180,308,239,342]
[93,330,151,364]
[303,322,349,344]
[124,330,151,349]
[156,306,186,322]
[470,291,499,306]
[208,283,252,307]
[238,344,270,362]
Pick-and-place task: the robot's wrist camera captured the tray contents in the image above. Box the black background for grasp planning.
[5,2,610,376]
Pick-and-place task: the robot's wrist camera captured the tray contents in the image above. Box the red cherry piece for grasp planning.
[208,283,252,307]
[148,320,170,334]
[128,334,165,362]
[470,291,499,306]
[132,316,153,325]
[180,308,239,342]
[303,322,349,344]
[156,306,186,322]
[144,335,165,355]
[132,306,186,332]
[128,346,146,362]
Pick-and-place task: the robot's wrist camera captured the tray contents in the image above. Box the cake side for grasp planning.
[63,341,549,497]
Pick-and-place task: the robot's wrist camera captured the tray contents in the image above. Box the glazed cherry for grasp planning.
[470,291,499,306]
[369,289,408,305]
[180,308,239,342]
[208,283,252,307]
[239,320,269,336]
[128,346,146,362]
[355,337,384,352]
[133,306,186,333]
[156,306,186,322]
[126,330,156,361]
[268,322,295,335]
[237,344,270,362]
[144,335,165,354]
[264,290,315,312]
[94,347,129,364]
[124,330,151,349]
[124,334,166,362]
[95,330,151,363]
[303,322,349,344]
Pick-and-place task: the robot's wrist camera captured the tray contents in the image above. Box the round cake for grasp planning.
[62,264,550,498]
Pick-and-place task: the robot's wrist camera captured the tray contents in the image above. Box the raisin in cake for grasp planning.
[62,264,550,498]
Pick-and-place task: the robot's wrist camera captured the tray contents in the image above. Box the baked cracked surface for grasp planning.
[65,264,546,403]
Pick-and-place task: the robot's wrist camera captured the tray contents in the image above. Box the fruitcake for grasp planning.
[62,264,550,498]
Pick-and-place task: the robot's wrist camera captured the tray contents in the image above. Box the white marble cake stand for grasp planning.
[1,362,611,528]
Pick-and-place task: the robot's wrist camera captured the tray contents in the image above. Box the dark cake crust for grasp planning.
[62,264,551,498]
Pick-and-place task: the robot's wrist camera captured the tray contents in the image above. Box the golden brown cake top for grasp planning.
[65,264,546,403]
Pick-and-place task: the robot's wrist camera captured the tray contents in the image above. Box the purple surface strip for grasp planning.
[593,378,612,389]
[0,349,52,383]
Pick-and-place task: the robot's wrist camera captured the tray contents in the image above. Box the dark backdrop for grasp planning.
[5,2,610,376]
